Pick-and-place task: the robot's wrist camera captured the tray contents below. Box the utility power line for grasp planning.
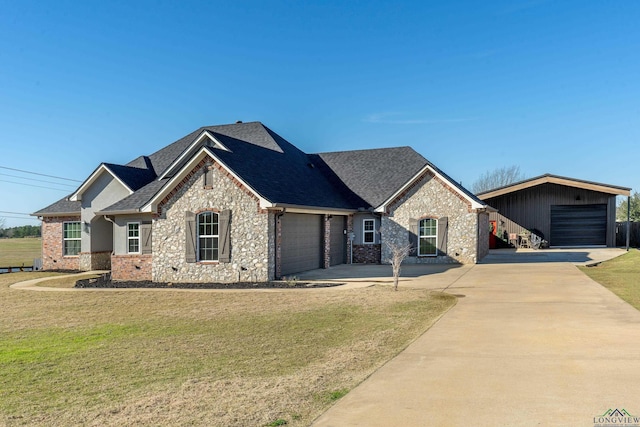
[0,179,71,192]
[0,215,40,221]
[0,172,77,188]
[0,210,33,216]
[0,165,82,183]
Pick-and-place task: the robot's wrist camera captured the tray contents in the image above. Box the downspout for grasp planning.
[627,196,631,251]
[103,215,116,256]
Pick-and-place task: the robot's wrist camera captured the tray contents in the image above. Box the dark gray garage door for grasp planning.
[330,216,346,266]
[280,213,323,276]
[550,204,607,246]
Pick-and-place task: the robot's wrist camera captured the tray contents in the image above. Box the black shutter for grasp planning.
[141,222,152,254]
[219,210,231,263]
[437,217,448,256]
[409,219,418,257]
[185,211,196,263]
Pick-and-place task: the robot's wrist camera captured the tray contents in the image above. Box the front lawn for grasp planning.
[0,238,41,267]
[1,272,456,426]
[579,249,640,310]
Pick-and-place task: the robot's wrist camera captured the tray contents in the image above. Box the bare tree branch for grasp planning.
[384,241,413,291]
[472,165,525,194]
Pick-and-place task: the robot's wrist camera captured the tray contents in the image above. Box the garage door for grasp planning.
[550,204,607,246]
[280,213,323,276]
[330,216,346,266]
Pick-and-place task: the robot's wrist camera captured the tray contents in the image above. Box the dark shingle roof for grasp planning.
[44,121,483,216]
[104,163,156,192]
[33,196,81,216]
[313,147,429,208]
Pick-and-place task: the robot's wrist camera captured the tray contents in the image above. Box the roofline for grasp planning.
[157,130,230,180]
[31,211,81,218]
[96,209,143,216]
[271,203,357,215]
[375,164,488,212]
[69,163,133,201]
[141,147,271,212]
[477,174,631,199]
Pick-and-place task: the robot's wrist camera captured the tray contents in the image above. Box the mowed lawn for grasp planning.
[0,238,41,267]
[0,272,456,427]
[580,248,640,310]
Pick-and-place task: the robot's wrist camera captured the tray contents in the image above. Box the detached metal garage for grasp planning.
[478,174,630,248]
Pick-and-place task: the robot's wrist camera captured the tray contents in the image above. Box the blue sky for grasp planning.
[1,0,639,227]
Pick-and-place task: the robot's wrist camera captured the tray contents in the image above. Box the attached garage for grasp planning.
[550,204,607,246]
[477,174,630,248]
[280,213,323,276]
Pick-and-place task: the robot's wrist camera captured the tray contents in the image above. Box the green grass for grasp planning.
[0,272,456,426]
[0,237,41,267]
[579,248,640,310]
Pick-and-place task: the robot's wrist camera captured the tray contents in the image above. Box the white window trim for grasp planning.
[127,222,141,254]
[363,218,375,244]
[62,221,81,256]
[197,212,219,262]
[418,218,438,257]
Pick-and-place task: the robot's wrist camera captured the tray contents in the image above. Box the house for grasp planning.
[477,174,631,247]
[33,122,493,282]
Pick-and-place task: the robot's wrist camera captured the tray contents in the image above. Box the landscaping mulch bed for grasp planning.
[75,275,342,289]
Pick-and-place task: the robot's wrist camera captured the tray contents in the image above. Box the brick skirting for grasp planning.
[111,254,152,281]
[353,244,381,264]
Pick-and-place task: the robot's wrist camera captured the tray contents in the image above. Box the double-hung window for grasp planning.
[127,222,140,253]
[63,221,81,256]
[363,219,375,244]
[198,212,219,261]
[418,218,438,256]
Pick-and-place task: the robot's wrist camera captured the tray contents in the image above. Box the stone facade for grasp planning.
[111,254,152,281]
[79,251,111,271]
[152,157,274,283]
[41,216,81,271]
[353,244,381,263]
[477,212,490,260]
[381,171,481,264]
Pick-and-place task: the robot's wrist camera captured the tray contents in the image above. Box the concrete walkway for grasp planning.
[313,250,640,426]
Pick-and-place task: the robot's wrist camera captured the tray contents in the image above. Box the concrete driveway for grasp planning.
[312,249,640,426]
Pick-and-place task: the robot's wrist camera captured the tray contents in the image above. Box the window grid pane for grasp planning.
[418,219,437,256]
[127,223,140,253]
[63,222,81,256]
[197,212,219,261]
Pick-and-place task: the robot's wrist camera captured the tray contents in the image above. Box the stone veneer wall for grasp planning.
[477,212,490,261]
[353,244,381,263]
[381,172,480,264]
[152,158,273,283]
[112,254,152,281]
[79,251,111,271]
[41,216,80,271]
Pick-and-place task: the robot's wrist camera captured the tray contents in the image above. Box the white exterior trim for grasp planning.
[69,164,133,201]
[126,221,141,254]
[362,218,375,244]
[375,165,486,212]
[158,130,230,180]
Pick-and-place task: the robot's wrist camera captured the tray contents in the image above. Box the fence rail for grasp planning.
[616,222,640,248]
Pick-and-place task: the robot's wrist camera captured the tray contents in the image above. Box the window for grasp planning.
[127,222,140,253]
[363,219,375,244]
[198,211,219,261]
[418,218,437,256]
[63,221,81,256]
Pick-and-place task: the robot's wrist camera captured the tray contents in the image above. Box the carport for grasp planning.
[477,174,631,248]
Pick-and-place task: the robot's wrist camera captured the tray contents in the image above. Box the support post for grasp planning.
[627,196,631,251]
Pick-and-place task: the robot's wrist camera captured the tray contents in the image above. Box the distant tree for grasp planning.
[0,217,5,230]
[472,165,526,194]
[617,192,640,222]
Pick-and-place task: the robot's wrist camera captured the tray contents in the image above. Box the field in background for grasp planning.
[0,238,41,267]
[0,272,456,426]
